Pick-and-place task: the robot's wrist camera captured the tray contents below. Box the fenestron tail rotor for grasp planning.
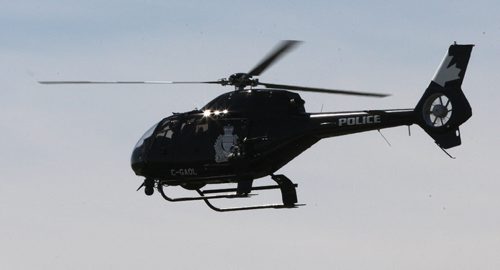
[38,40,390,98]
[422,93,453,127]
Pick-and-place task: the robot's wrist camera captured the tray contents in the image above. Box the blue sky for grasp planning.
[1,1,499,269]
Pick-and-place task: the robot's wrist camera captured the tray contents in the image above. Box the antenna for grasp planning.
[377,129,391,147]
[440,147,456,159]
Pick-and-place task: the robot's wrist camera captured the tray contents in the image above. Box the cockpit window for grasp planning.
[134,122,159,149]
[156,119,177,139]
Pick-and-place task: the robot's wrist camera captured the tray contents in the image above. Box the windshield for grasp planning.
[134,122,159,149]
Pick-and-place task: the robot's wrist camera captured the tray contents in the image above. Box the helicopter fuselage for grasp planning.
[130,89,415,187]
[40,41,473,211]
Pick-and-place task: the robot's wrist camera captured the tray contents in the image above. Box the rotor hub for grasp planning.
[227,73,258,89]
[431,104,448,118]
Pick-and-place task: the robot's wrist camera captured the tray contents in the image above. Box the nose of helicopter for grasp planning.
[131,122,159,175]
[130,145,146,175]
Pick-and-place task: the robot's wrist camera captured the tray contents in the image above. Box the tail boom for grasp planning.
[309,109,415,139]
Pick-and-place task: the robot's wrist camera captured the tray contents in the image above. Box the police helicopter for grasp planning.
[40,41,473,212]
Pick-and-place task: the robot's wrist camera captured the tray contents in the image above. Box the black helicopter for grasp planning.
[40,41,473,212]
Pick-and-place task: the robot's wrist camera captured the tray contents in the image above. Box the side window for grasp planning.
[179,118,196,136]
[196,118,209,134]
[156,126,173,139]
[153,119,179,155]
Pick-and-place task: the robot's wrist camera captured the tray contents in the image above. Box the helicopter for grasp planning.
[40,40,474,212]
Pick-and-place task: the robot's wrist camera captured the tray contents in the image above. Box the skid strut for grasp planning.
[157,174,303,212]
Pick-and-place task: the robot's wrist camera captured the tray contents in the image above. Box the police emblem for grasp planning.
[214,125,240,163]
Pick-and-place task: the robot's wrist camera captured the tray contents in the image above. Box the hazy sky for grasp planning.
[1,1,499,269]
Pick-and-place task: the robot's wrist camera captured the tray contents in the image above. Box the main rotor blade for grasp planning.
[259,82,390,97]
[248,40,302,77]
[38,80,221,85]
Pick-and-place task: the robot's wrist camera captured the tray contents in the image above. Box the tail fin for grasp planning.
[415,43,474,149]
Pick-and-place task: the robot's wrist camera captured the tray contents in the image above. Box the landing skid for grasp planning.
[157,174,304,212]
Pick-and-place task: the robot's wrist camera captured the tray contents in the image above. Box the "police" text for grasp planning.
[338,115,381,126]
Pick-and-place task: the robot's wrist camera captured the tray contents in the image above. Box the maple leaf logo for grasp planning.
[432,54,461,87]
